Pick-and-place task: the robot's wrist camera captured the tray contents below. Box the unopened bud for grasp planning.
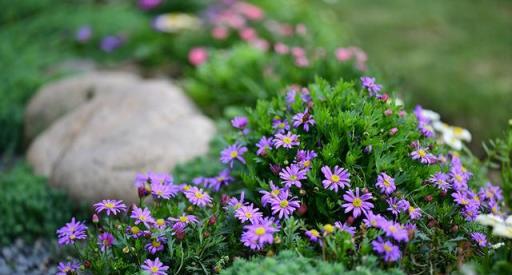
[92,214,99,223]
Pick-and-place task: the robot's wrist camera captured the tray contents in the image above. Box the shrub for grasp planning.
[54,77,506,274]
[0,163,84,245]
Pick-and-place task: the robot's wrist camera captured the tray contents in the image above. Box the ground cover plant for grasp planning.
[54,77,509,274]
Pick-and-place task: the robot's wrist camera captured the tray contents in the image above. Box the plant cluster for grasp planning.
[55,77,508,274]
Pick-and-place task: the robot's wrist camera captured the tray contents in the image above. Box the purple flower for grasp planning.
[256,136,273,156]
[386,197,401,216]
[241,218,279,250]
[305,229,321,243]
[130,206,155,228]
[342,188,374,218]
[452,191,472,206]
[273,131,299,149]
[231,116,248,129]
[479,182,503,203]
[295,150,317,170]
[372,237,401,262]
[360,76,382,96]
[235,204,263,223]
[126,226,145,239]
[151,181,180,200]
[279,164,307,188]
[141,257,169,275]
[321,165,351,192]
[145,236,167,254]
[292,110,315,132]
[407,205,422,220]
[378,220,409,242]
[93,199,127,216]
[363,212,386,228]
[397,199,410,212]
[75,25,92,43]
[226,192,247,210]
[334,221,356,236]
[220,144,248,167]
[134,172,172,189]
[428,172,450,192]
[375,172,396,195]
[260,182,283,207]
[169,214,199,230]
[184,187,212,207]
[98,232,114,251]
[100,35,123,52]
[470,232,487,247]
[207,169,233,191]
[462,205,479,221]
[411,147,436,164]
[272,118,290,133]
[270,192,300,219]
[56,217,88,246]
[138,0,162,10]
[57,261,80,275]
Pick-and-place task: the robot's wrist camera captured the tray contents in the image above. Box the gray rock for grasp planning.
[26,73,215,203]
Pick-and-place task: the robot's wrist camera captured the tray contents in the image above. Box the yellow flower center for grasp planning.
[389,225,397,233]
[255,227,266,236]
[105,202,115,209]
[245,212,253,218]
[156,219,165,226]
[352,198,363,207]
[156,190,163,195]
[303,160,311,167]
[152,241,161,247]
[279,123,285,129]
[453,127,464,135]
[151,266,159,272]
[271,189,280,196]
[179,216,188,223]
[418,150,426,158]
[139,215,146,221]
[282,137,292,144]
[331,175,340,183]
[63,267,71,272]
[195,191,204,199]
[408,206,415,214]
[383,244,392,252]
[279,200,289,208]
[230,151,238,158]
[323,224,335,233]
[383,179,391,187]
[455,175,463,183]
[234,203,242,210]
[290,175,297,180]
[70,234,76,240]
[309,229,320,237]
[183,185,191,191]
[460,198,468,205]
[131,226,140,234]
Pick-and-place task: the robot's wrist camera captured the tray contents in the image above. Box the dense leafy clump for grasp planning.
[0,163,84,245]
[54,78,507,274]
[221,250,403,275]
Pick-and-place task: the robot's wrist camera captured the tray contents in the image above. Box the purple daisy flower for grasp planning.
[241,218,279,250]
[235,204,263,223]
[321,165,351,192]
[151,181,180,200]
[360,76,382,96]
[279,164,307,188]
[220,144,248,168]
[378,220,409,242]
[305,229,321,243]
[207,169,233,191]
[452,191,472,206]
[93,199,127,216]
[169,214,199,230]
[410,147,436,164]
[272,118,290,133]
[292,109,315,132]
[342,188,374,218]
[57,261,80,275]
[462,205,479,221]
[273,131,299,149]
[126,226,145,239]
[363,212,386,228]
[56,217,88,246]
[407,205,422,220]
[100,35,124,52]
[270,192,300,219]
[184,187,212,207]
[145,236,167,254]
[372,237,401,262]
[375,172,396,195]
[428,172,451,191]
[397,199,410,212]
[134,172,172,189]
[256,136,273,156]
[226,192,247,210]
[295,150,317,170]
[75,25,92,43]
[154,218,168,230]
[386,197,401,216]
[260,182,284,207]
[470,232,487,247]
[98,232,114,252]
[231,116,248,129]
[141,257,169,275]
[334,221,356,236]
[479,182,503,203]
[130,206,155,228]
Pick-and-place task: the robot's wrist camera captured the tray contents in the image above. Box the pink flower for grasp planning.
[335,48,352,62]
[274,43,289,54]
[212,26,228,40]
[188,47,208,66]
[234,2,264,21]
[291,47,305,58]
[239,27,257,41]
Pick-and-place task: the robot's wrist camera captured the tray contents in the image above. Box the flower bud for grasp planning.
[84,260,91,269]
[209,215,217,226]
[297,203,307,216]
[389,127,398,136]
[92,214,99,224]
[384,109,393,116]
[450,224,459,233]
[424,195,433,202]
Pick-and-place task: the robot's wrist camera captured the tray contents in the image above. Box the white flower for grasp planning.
[394,98,404,106]
[450,126,472,142]
[476,214,504,226]
[153,13,201,33]
[420,109,441,122]
[492,224,512,239]
[442,132,463,150]
[491,242,505,249]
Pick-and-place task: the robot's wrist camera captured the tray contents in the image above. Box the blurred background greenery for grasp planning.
[0,0,510,244]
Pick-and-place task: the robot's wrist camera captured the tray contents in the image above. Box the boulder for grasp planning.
[26,73,215,203]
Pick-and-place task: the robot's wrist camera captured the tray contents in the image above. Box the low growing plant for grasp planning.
[55,77,505,274]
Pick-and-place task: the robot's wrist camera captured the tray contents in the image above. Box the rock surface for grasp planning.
[26,72,215,203]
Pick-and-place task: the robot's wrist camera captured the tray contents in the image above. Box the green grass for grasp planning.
[320,0,512,154]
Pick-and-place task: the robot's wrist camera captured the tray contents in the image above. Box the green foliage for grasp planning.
[0,163,84,245]
[484,125,512,206]
[221,250,404,275]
